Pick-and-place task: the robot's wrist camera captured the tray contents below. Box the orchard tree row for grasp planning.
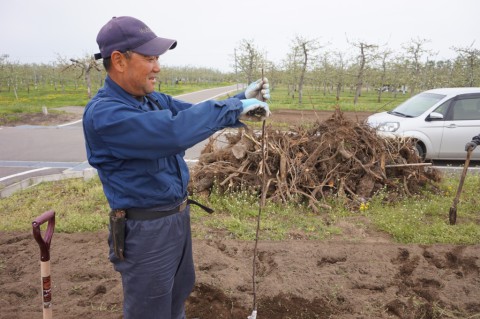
[0,53,232,99]
[234,37,480,104]
[1,36,479,104]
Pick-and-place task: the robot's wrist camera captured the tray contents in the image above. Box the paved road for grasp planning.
[2,84,478,197]
[0,84,243,195]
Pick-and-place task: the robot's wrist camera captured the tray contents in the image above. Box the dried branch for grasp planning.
[189,109,441,210]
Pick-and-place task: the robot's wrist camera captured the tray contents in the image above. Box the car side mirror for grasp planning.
[426,112,444,121]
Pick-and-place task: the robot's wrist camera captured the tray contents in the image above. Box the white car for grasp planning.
[366,87,480,160]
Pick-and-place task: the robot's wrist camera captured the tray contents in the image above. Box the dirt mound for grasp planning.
[0,112,81,127]
[191,109,441,211]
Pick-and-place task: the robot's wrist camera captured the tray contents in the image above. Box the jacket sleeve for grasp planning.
[85,96,244,160]
[233,91,247,100]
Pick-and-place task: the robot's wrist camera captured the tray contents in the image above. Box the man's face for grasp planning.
[123,52,160,97]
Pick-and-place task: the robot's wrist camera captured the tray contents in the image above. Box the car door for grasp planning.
[439,94,480,159]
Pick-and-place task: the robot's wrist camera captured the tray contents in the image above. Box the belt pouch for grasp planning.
[110,209,126,260]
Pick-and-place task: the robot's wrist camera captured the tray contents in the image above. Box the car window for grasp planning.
[433,99,451,116]
[451,97,480,120]
[392,92,445,117]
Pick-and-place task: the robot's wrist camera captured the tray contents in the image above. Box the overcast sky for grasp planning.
[1,0,479,72]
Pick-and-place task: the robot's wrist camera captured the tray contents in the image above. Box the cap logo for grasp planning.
[139,27,152,34]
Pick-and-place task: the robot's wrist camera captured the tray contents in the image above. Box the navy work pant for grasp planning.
[109,206,195,319]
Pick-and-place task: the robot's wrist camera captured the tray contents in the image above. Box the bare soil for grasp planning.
[1,108,479,319]
[0,108,82,127]
[1,231,479,319]
[0,107,373,127]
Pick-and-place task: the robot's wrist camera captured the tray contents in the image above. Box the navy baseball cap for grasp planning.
[94,16,177,60]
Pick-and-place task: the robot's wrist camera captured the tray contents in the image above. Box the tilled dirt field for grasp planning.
[1,231,479,319]
[1,109,479,318]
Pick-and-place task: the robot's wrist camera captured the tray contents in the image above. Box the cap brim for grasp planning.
[134,37,177,57]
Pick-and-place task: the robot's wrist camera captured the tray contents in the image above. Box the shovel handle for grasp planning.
[454,148,473,205]
[32,210,55,262]
[450,148,473,225]
[32,211,55,318]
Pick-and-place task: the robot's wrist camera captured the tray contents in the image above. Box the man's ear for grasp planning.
[111,51,127,72]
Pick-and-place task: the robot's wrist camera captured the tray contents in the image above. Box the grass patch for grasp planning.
[0,83,409,117]
[0,82,232,114]
[268,86,410,112]
[1,174,479,244]
[190,189,341,240]
[0,177,109,233]
[363,175,480,244]
[0,88,92,110]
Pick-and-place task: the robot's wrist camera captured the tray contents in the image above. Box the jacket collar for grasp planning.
[104,76,149,109]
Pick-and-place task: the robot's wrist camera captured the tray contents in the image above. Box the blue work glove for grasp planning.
[240,98,271,121]
[245,78,270,101]
[465,141,477,151]
[466,134,480,151]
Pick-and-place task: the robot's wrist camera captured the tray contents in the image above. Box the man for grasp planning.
[465,134,480,151]
[83,16,270,319]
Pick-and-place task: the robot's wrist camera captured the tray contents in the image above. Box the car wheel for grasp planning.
[414,141,426,160]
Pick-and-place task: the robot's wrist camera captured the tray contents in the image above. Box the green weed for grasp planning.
[363,175,480,244]
[1,174,479,244]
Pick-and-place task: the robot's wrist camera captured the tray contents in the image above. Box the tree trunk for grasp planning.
[86,71,92,99]
[298,44,308,105]
[354,47,365,106]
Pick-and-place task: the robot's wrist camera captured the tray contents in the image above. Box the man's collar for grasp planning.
[104,76,145,108]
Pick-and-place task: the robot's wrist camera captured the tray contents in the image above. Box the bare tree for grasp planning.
[311,52,332,96]
[315,52,328,95]
[233,39,264,84]
[62,55,101,98]
[402,38,433,95]
[289,36,322,104]
[1,56,21,98]
[328,51,348,101]
[376,49,393,102]
[0,54,9,93]
[349,41,378,105]
[433,59,455,87]
[282,47,300,100]
[262,60,277,92]
[451,42,480,87]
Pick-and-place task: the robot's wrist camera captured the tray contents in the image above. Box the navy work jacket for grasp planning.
[83,76,245,209]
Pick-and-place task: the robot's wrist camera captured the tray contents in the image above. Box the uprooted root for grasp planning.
[189,109,441,211]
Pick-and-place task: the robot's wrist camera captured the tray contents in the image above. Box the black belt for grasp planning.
[125,198,214,221]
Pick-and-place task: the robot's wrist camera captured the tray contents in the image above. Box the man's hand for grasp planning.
[465,141,477,151]
[240,98,271,121]
[245,78,270,101]
[466,134,480,151]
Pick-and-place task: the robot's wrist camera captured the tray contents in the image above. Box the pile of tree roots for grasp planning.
[189,109,441,211]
